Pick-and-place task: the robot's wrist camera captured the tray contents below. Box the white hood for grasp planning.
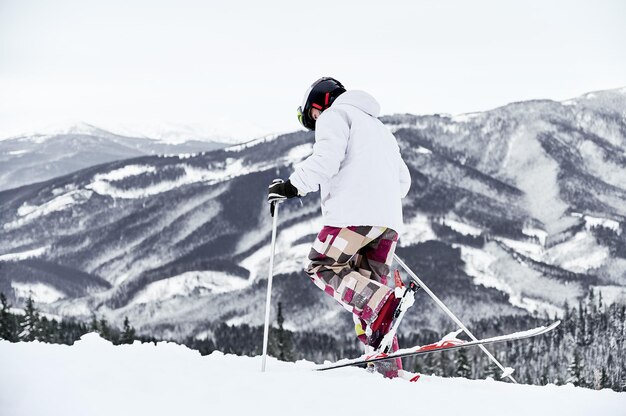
[333,90,381,117]
[289,90,411,234]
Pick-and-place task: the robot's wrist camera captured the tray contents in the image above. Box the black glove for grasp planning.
[267,179,299,216]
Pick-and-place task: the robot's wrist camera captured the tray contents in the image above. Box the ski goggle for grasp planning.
[297,105,317,130]
[297,106,304,127]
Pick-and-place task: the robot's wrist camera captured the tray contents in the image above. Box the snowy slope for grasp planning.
[1,335,624,416]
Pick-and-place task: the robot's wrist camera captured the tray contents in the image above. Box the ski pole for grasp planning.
[261,200,281,372]
[393,253,518,383]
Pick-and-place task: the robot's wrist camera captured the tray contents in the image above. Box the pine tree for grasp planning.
[599,367,610,390]
[89,314,98,332]
[99,317,112,341]
[19,297,40,341]
[47,318,61,344]
[439,350,451,377]
[483,360,498,379]
[120,316,136,344]
[274,302,293,361]
[0,292,19,341]
[455,348,472,378]
[420,350,438,376]
[39,316,51,342]
[567,350,584,387]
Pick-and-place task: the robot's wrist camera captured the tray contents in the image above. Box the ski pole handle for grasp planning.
[269,178,284,217]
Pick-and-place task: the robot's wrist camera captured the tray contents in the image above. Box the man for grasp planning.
[268,77,411,377]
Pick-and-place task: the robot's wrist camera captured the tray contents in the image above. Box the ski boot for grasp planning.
[368,269,420,354]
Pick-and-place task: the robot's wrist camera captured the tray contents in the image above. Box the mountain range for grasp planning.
[0,122,229,191]
[0,88,625,341]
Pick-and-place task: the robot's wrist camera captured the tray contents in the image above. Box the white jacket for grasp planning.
[289,90,411,234]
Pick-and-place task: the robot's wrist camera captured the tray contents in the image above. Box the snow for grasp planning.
[489,220,611,276]
[544,231,610,273]
[590,285,626,305]
[2,122,110,143]
[0,246,48,262]
[522,227,548,246]
[458,244,551,314]
[223,133,281,152]
[503,128,570,234]
[442,218,483,237]
[387,120,429,132]
[459,245,502,288]
[0,120,254,145]
[239,219,319,283]
[104,120,267,145]
[440,123,460,134]
[452,112,481,122]
[131,271,249,304]
[1,334,624,416]
[577,141,626,191]
[399,213,437,246]
[494,236,544,261]
[459,243,569,316]
[86,161,248,199]
[56,121,109,137]
[4,190,93,230]
[51,183,77,196]
[6,149,29,156]
[93,164,157,182]
[82,192,221,285]
[285,142,313,164]
[572,212,621,235]
[174,152,198,159]
[11,282,65,303]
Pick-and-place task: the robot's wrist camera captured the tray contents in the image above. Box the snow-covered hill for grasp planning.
[1,334,624,416]
[0,122,230,191]
[0,88,625,341]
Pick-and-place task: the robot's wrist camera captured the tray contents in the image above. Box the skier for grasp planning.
[267,77,411,378]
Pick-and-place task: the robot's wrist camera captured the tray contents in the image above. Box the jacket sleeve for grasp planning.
[289,110,349,195]
[399,156,411,198]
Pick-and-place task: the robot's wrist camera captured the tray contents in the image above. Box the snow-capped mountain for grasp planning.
[0,122,230,191]
[0,88,625,341]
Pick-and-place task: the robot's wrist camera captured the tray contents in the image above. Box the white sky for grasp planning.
[1,0,625,142]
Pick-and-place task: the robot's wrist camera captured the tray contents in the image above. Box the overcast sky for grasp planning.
[1,0,625,142]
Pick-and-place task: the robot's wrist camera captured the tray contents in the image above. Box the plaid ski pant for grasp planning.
[305,225,404,377]
[305,225,399,336]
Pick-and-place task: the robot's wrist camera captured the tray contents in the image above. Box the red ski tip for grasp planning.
[409,374,421,382]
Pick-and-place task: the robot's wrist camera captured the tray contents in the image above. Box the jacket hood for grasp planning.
[333,90,380,117]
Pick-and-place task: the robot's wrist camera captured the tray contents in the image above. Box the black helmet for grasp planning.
[297,77,346,131]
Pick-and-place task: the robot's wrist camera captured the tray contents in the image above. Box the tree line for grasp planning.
[2,291,624,391]
[0,292,140,345]
[400,289,625,391]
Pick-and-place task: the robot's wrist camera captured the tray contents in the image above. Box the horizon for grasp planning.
[2,84,624,144]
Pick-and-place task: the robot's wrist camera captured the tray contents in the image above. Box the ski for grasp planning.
[317,320,560,371]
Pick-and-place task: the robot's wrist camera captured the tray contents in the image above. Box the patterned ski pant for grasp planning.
[305,225,399,337]
[305,225,404,377]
